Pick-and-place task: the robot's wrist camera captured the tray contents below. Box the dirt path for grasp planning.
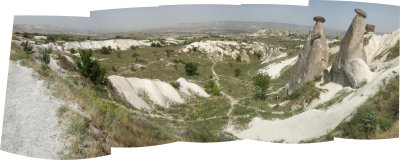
[210,60,238,124]
[1,62,64,159]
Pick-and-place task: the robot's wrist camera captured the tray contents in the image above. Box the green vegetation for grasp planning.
[252,73,271,100]
[100,46,112,54]
[21,41,34,54]
[10,42,30,61]
[170,81,180,89]
[316,90,354,110]
[234,68,241,77]
[184,62,199,76]
[336,76,399,139]
[288,81,320,108]
[131,52,140,61]
[204,80,220,96]
[76,50,108,86]
[69,48,77,54]
[41,48,51,65]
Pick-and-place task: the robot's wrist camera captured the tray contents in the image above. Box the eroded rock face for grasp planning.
[240,53,251,63]
[329,8,369,87]
[365,24,375,33]
[286,16,329,96]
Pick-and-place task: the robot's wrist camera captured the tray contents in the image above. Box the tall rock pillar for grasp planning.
[329,8,369,87]
[286,16,329,96]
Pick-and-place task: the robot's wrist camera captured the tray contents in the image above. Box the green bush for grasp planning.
[100,46,111,54]
[204,80,220,96]
[21,41,34,54]
[170,81,180,89]
[338,76,399,139]
[234,68,241,77]
[41,48,51,65]
[132,52,140,61]
[314,75,322,82]
[252,73,271,94]
[185,62,199,76]
[76,50,108,86]
[70,48,76,54]
[288,81,320,107]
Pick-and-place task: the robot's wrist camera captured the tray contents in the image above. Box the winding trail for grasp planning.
[210,60,238,124]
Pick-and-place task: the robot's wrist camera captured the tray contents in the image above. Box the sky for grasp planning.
[13,0,400,33]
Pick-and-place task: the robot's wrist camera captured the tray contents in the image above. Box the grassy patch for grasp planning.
[167,96,230,121]
[336,76,399,139]
[316,91,354,110]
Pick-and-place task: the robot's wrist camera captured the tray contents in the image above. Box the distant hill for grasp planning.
[141,21,346,37]
[12,24,95,35]
[13,21,348,37]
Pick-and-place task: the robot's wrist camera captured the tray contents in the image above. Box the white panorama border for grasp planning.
[0,0,398,160]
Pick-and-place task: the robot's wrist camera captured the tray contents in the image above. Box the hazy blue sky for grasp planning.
[14,0,399,33]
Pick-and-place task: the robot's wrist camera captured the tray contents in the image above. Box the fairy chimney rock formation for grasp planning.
[286,16,329,96]
[365,24,375,33]
[329,8,370,87]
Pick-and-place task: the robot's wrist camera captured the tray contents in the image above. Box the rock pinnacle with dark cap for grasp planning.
[286,16,329,96]
[329,8,369,87]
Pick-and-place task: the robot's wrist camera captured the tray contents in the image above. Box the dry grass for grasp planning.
[375,120,399,139]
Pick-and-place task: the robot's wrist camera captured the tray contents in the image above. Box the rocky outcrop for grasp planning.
[180,40,268,61]
[108,76,209,109]
[240,53,251,63]
[329,8,370,87]
[286,16,329,96]
[365,24,375,33]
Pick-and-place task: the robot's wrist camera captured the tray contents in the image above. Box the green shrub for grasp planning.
[289,81,320,105]
[76,50,108,86]
[41,48,51,65]
[70,48,76,54]
[132,52,140,61]
[314,75,322,82]
[100,46,111,54]
[170,81,180,89]
[185,62,199,76]
[252,73,271,99]
[204,80,220,96]
[39,64,50,77]
[234,68,241,77]
[21,41,34,54]
[338,76,399,139]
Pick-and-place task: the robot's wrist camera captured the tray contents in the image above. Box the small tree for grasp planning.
[234,68,241,77]
[204,80,220,96]
[70,48,76,54]
[77,49,107,86]
[132,52,140,61]
[21,41,34,54]
[100,46,111,54]
[130,45,137,50]
[41,48,51,65]
[252,73,271,100]
[185,62,198,76]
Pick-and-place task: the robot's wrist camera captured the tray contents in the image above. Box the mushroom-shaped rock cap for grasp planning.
[355,8,367,18]
[313,16,326,23]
